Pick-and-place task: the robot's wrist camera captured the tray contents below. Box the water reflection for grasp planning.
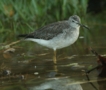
[0,35,106,90]
[98,78,106,90]
[29,77,83,90]
[86,48,106,90]
[0,46,100,90]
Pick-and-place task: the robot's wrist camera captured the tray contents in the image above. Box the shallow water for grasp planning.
[0,33,106,90]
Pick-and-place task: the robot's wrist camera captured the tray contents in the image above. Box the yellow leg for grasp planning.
[53,50,58,71]
[53,50,57,64]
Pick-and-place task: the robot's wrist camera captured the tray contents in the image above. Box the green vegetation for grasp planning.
[0,0,89,42]
[0,0,106,47]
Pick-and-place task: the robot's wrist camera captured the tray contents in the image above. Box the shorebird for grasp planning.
[18,15,89,64]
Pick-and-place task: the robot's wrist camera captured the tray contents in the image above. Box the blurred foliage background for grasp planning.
[0,0,106,45]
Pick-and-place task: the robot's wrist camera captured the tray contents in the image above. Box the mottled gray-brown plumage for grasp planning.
[18,15,81,40]
[19,21,71,40]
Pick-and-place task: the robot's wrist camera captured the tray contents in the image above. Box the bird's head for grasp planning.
[69,15,89,30]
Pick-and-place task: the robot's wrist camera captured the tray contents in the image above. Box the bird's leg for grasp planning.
[53,50,57,64]
[53,49,58,72]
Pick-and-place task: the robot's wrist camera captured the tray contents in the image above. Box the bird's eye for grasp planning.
[72,20,74,22]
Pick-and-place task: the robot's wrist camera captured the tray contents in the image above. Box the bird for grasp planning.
[18,15,89,64]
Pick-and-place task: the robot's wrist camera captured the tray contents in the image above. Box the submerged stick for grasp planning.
[1,39,24,49]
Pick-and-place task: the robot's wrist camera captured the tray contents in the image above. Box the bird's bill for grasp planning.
[77,23,90,30]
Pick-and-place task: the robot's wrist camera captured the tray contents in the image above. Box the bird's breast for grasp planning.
[63,29,79,45]
[49,29,80,49]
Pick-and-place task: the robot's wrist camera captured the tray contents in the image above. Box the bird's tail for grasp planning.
[18,34,28,37]
[18,34,34,38]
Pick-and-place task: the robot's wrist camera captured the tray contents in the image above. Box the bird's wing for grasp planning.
[21,21,70,40]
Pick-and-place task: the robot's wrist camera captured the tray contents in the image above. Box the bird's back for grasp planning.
[18,21,71,40]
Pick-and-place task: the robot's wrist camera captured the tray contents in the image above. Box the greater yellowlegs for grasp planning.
[18,15,89,64]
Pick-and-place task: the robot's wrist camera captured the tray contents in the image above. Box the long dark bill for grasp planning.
[78,23,90,30]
